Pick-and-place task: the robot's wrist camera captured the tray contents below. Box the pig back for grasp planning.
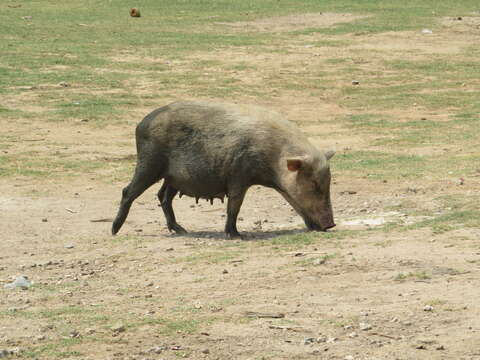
[140,101,314,195]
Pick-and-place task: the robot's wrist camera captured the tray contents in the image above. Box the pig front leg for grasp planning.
[158,182,187,234]
[225,188,247,239]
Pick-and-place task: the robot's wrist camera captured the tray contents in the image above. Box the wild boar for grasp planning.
[112,101,335,238]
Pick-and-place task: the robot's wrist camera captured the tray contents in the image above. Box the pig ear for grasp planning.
[286,158,304,172]
[325,149,336,160]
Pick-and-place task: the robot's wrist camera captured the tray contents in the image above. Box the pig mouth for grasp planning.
[304,217,336,232]
[278,191,334,232]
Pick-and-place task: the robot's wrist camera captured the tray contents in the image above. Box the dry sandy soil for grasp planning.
[1,12,480,360]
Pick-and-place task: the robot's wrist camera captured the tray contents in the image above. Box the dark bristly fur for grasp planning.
[112,101,335,238]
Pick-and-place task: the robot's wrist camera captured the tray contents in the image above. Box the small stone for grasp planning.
[304,337,316,345]
[4,276,32,289]
[42,218,48,222]
[69,330,80,338]
[201,349,210,354]
[36,335,46,341]
[351,80,360,85]
[222,269,229,274]
[436,345,445,350]
[0,350,11,358]
[348,332,358,338]
[359,322,372,331]
[149,346,165,354]
[421,28,433,34]
[316,335,327,343]
[313,257,327,265]
[423,305,434,312]
[111,324,126,333]
[64,244,75,249]
[145,281,154,287]
[58,81,70,87]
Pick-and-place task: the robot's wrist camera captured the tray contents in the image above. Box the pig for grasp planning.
[112,101,335,239]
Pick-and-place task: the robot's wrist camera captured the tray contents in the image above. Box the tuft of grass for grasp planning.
[394,271,431,282]
[334,150,427,179]
[295,253,337,267]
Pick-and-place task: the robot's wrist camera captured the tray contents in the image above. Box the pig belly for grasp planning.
[166,175,227,200]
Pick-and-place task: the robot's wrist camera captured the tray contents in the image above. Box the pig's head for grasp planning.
[280,150,336,231]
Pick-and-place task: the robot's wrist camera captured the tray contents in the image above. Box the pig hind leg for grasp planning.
[225,188,247,239]
[112,150,164,235]
[157,182,187,234]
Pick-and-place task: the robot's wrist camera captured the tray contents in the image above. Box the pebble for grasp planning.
[348,332,358,338]
[148,346,165,354]
[112,324,126,333]
[4,276,31,289]
[64,244,75,249]
[317,335,327,343]
[359,322,372,331]
[423,305,434,312]
[313,258,327,265]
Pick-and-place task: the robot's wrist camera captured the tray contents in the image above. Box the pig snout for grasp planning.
[323,221,336,230]
[321,211,336,231]
[304,215,335,232]
[303,207,335,232]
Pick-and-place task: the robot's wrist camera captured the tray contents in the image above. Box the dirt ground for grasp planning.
[1,12,480,360]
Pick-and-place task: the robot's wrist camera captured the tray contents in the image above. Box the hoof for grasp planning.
[169,223,188,235]
[226,232,244,240]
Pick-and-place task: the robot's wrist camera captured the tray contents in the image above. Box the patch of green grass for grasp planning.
[136,315,213,336]
[53,94,135,123]
[334,150,427,179]
[175,250,241,265]
[0,152,105,178]
[265,229,359,250]
[21,337,85,359]
[394,270,431,282]
[295,253,337,267]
